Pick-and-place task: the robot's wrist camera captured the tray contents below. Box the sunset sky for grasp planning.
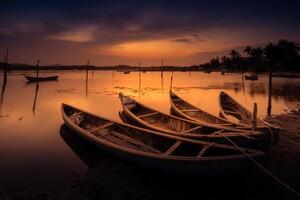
[0,0,300,66]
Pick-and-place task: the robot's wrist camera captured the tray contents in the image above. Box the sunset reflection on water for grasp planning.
[0,70,299,193]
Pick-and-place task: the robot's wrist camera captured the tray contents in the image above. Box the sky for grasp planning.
[0,0,300,66]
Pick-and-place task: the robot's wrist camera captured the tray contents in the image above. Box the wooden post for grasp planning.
[161,58,164,79]
[252,102,257,131]
[138,61,141,98]
[170,75,173,92]
[3,48,8,84]
[0,73,7,116]
[32,79,39,116]
[85,60,89,98]
[36,60,40,84]
[267,68,273,115]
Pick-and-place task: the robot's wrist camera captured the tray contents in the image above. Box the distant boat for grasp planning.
[25,75,58,82]
[61,103,264,177]
[244,73,258,80]
[119,93,264,147]
[123,71,130,74]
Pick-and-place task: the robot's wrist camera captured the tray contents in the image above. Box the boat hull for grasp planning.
[64,120,261,177]
[62,104,264,177]
[25,75,58,82]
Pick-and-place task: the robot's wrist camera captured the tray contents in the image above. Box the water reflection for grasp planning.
[85,64,89,98]
[0,77,7,116]
[1,71,300,196]
[32,82,39,116]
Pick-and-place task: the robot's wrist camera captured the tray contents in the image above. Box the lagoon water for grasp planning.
[0,71,300,196]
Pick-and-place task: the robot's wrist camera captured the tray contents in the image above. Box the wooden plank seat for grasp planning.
[180,125,202,134]
[109,131,162,153]
[163,140,182,155]
[197,143,215,157]
[181,109,200,112]
[138,112,159,118]
[89,122,115,133]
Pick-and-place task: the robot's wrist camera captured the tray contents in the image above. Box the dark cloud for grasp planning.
[1,0,299,43]
[0,0,300,65]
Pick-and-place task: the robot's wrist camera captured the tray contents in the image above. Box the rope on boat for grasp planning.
[217,132,300,198]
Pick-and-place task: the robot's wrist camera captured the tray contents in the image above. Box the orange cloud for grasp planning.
[91,39,206,58]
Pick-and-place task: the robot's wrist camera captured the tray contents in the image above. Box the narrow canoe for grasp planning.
[169,91,248,129]
[25,75,58,82]
[61,103,264,177]
[119,93,265,147]
[219,91,280,144]
[219,91,265,127]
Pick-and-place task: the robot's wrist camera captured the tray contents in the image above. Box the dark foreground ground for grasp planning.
[1,108,300,200]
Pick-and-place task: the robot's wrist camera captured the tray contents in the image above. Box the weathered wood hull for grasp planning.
[62,103,264,177]
[169,91,248,129]
[119,94,267,148]
[219,91,280,144]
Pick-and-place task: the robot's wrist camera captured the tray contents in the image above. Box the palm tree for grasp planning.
[244,46,252,56]
[229,50,241,71]
[230,50,240,60]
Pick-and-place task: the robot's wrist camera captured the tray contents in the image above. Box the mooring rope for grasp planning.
[217,132,300,198]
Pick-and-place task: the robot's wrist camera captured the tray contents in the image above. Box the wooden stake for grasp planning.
[3,48,8,83]
[161,58,164,79]
[267,68,273,115]
[36,60,40,84]
[86,60,89,98]
[170,75,173,92]
[138,61,141,98]
[252,102,257,131]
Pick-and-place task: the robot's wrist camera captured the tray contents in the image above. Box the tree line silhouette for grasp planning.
[198,39,300,72]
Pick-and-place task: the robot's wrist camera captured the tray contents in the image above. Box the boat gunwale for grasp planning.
[120,94,259,136]
[169,91,246,128]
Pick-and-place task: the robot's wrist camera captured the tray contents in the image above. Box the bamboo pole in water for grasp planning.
[138,61,141,98]
[170,75,173,92]
[252,103,257,131]
[36,60,40,84]
[161,58,164,79]
[3,48,8,84]
[161,58,164,93]
[86,60,89,98]
[267,68,273,115]
[0,75,7,116]
[32,79,39,116]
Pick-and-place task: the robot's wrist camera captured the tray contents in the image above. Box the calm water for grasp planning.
[0,71,300,195]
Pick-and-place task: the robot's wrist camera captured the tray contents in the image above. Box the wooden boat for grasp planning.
[219,91,281,145]
[244,73,258,80]
[119,93,265,147]
[169,91,248,129]
[61,103,264,177]
[219,91,266,127]
[25,75,58,82]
